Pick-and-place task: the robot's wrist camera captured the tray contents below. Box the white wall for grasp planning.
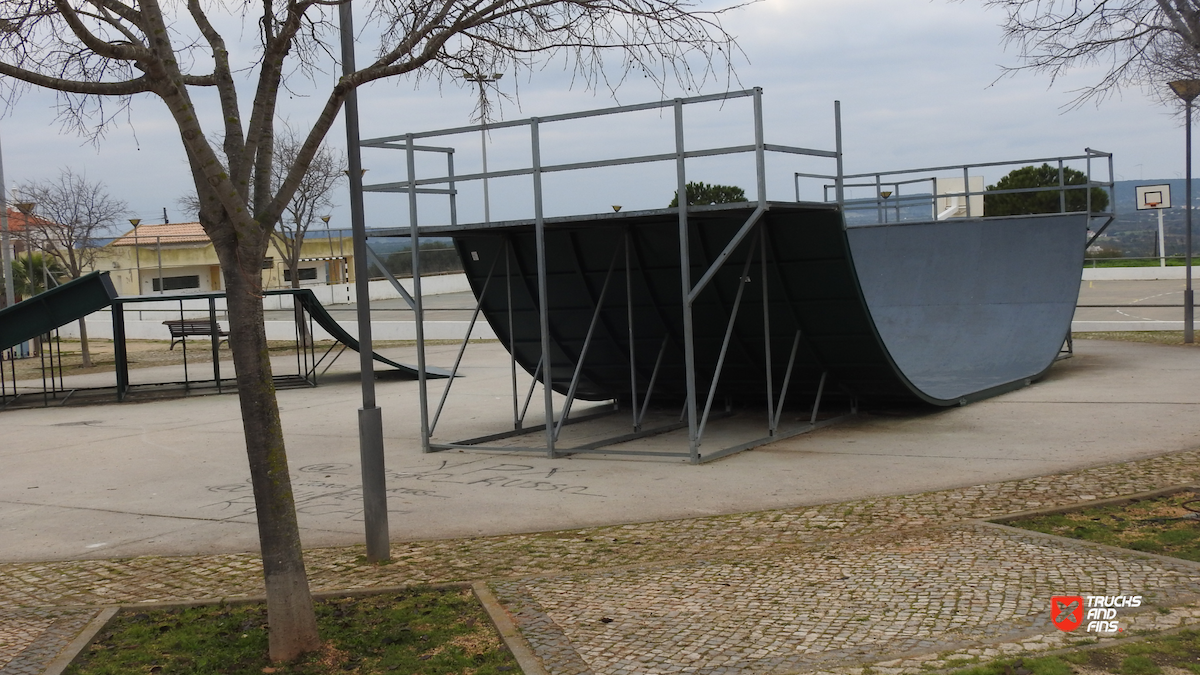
[59,318,496,341]
[1081,266,1200,281]
[54,272,492,342]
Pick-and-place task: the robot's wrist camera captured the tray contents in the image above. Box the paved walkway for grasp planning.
[3,445,1200,674]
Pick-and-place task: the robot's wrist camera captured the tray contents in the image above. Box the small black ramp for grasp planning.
[267,289,451,379]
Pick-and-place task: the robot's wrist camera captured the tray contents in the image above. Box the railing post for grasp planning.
[963,166,972,218]
[407,134,431,457]
[834,101,844,208]
[675,99,700,462]
[531,117,556,457]
[1058,159,1066,214]
[753,87,767,208]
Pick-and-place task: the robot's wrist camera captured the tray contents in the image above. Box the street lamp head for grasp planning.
[14,201,35,215]
[464,73,503,84]
[1170,79,1200,103]
[320,215,331,224]
[129,218,141,227]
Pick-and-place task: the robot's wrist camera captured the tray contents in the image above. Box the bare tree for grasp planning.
[271,128,344,292]
[18,169,126,367]
[984,0,1200,107]
[0,0,737,662]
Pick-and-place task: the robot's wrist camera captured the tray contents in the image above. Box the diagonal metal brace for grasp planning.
[365,243,417,310]
[554,240,623,441]
[688,204,767,304]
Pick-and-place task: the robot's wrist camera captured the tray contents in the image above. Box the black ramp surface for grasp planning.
[451,203,1085,408]
[265,289,450,379]
[0,271,117,351]
[846,214,1087,402]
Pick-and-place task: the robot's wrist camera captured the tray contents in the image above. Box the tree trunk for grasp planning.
[78,318,91,368]
[222,254,320,662]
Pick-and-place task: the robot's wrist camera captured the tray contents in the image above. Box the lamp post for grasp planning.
[338,0,390,562]
[15,201,37,298]
[1169,79,1200,344]
[464,73,503,224]
[129,218,142,295]
[15,201,37,357]
[0,134,13,311]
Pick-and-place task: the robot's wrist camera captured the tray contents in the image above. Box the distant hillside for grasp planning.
[1104,179,1200,258]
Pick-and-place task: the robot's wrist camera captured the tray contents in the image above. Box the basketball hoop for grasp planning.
[1147,201,1161,209]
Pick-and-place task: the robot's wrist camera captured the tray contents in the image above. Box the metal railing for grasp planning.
[360,88,848,463]
[795,149,1116,240]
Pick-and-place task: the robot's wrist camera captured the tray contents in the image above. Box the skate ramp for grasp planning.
[451,203,1086,407]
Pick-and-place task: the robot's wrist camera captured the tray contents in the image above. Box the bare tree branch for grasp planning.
[984,0,1200,107]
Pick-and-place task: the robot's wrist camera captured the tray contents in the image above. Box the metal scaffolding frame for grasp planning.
[362,88,852,463]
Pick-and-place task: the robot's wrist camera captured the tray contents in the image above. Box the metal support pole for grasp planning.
[1158,208,1167,267]
[339,1,389,562]
[625,229,640,431]
[697,233,759,442]
[407,134,431,450]
[209,296,222,392]
[507,239,520,429]
[772,332,802,434]
[753,88,767,208]
[482,126,491,224]
[156,236,163,294]
[963,167,972,218]
[447,151,458,228]
[674,99,700,462]
[1057,160,1066,214]
[637,337,669,430]
[430,251,499,434]
[875,174,883,224]
[834,101,845,208]
[1187,98,1195,344]
[553,242,621,441]
[761,229,774,433]
[520,357,543,427]
[0,132,14,310]
[531,118,555,457]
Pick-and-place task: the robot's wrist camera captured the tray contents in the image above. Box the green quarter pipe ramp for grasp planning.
[0,271,118,352]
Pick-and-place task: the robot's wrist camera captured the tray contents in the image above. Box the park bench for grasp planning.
[162,318,229,350]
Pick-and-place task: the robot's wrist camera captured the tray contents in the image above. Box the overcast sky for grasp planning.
[0,0,1185,231]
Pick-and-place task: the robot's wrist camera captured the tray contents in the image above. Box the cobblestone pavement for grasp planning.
[3,448,1200,674]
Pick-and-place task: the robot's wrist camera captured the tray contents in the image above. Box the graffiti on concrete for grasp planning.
[202,458,604,521]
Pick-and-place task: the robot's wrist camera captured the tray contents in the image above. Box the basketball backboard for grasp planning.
[1136,184,1171,210]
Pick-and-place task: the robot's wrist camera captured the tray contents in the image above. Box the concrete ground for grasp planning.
[1074,277,1194,324]
[1,337,1198,565]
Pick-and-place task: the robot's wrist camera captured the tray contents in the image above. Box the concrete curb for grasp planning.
[32,583,537,675]
[472,581,549,675]
[988,484,1199,524]
[40,606,117,675]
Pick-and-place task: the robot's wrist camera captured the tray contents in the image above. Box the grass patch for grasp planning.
[949,632,1200,674]
[66,587,518,675]
[1003,490,1200,563]
[1073,331,1200,347]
